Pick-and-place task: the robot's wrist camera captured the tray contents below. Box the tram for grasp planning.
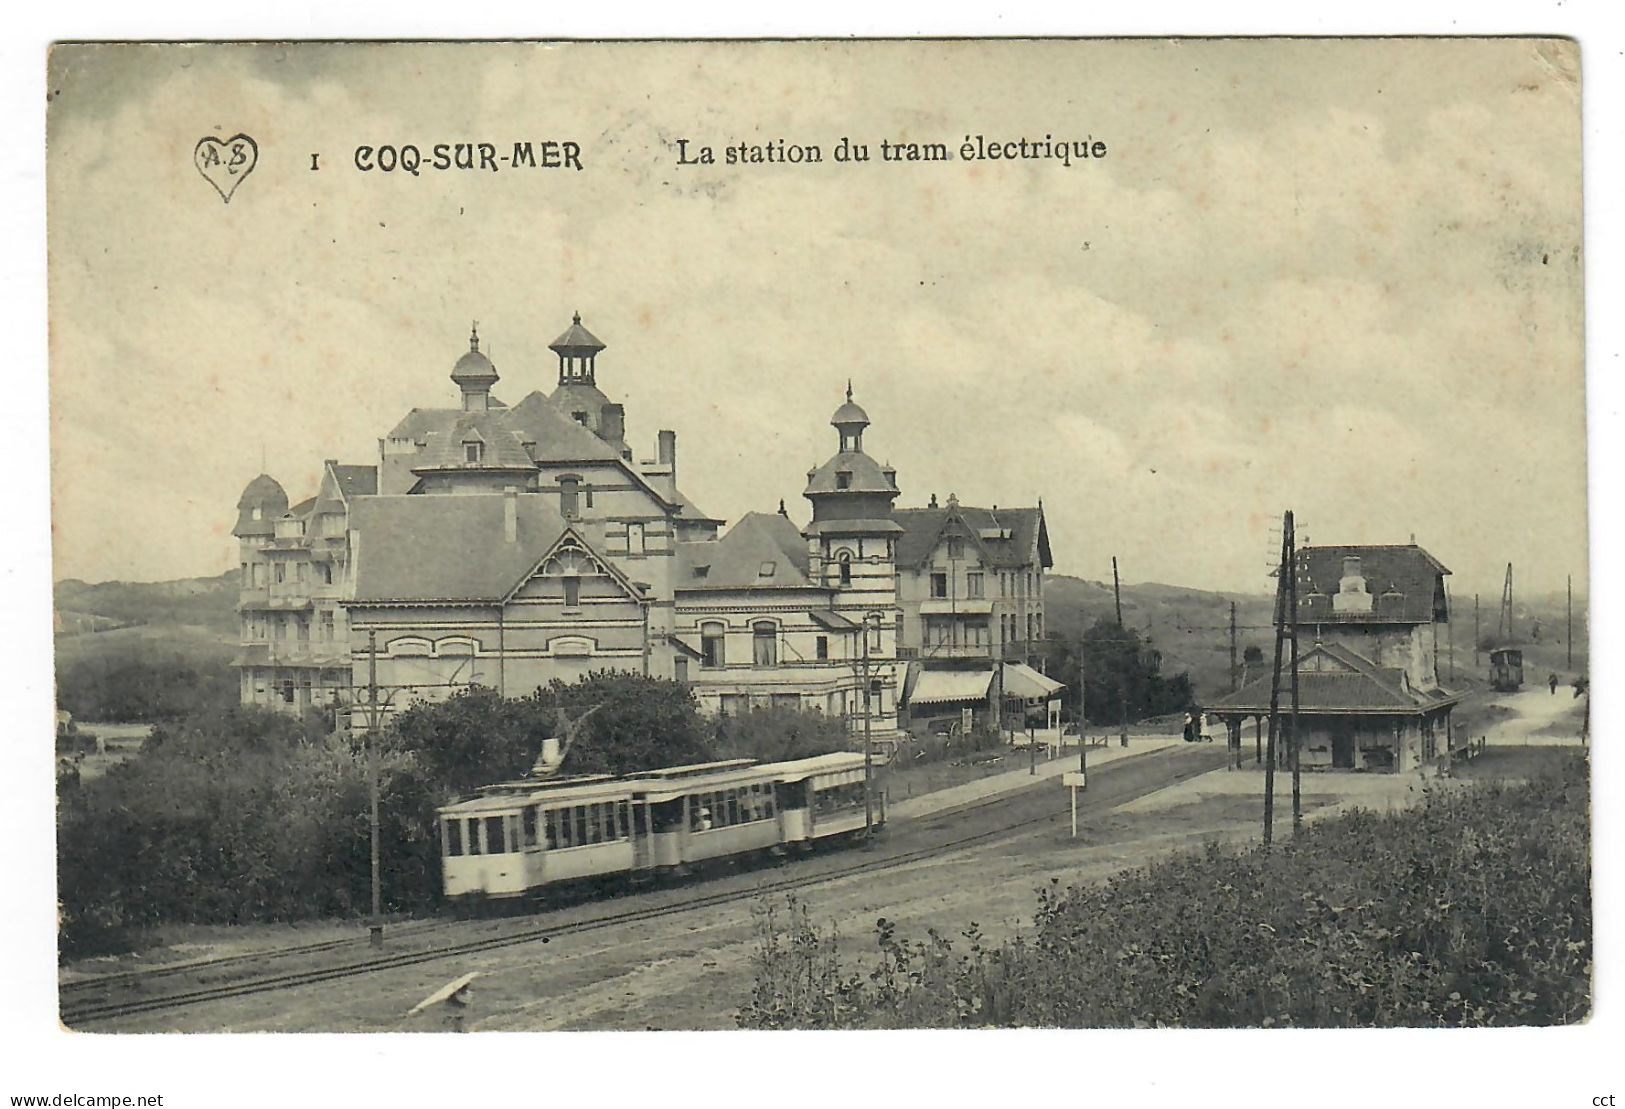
[438,752,882,903]
[1488,647,1524,693]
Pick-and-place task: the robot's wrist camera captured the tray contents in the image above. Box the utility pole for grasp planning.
[1445,581,1455,683]
[1567,574,1573,670]
[1262,513,1290,847]
[1077,637,1087,779]
[1499,563,1514,643]
[1229,600,1239,693]
[1112,556,1124,628]
[861,618,874,838]
[1474,594,1481,668]
[1287,513,1301,833]
[366,629,383,949]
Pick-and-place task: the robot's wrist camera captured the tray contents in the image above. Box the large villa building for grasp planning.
[231,316,1054,743]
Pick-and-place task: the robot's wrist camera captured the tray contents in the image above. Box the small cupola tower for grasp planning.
[549,312,606,386]
[831,380,869,453]
[450,323,499,412]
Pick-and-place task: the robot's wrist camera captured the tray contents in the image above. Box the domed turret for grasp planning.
[234,474,288,537]
[451,324,499,411]
[830,380,870,452]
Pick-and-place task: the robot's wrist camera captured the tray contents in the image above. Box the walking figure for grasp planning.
[1549,673,1559,695]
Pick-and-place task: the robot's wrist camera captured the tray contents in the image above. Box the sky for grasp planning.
[46,39,1587,600]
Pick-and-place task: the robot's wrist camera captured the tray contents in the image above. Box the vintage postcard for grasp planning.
[37,31,1592,1087]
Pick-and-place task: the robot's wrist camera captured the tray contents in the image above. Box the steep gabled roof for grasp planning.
[675,511,814,590]
[349,493,575,603]
[331,464,378,500]
[893,505,1049,570]
[1294,544,1449,625]
[412,411,536,473]
[503,391,625,463]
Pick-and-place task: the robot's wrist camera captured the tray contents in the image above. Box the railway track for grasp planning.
[62,745,1224,1026]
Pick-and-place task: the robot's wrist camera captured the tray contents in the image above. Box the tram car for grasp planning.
[438,752,882,903]
[1488,647,1524,692]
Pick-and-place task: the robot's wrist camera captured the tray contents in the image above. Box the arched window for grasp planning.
[753,621,778,668]
[838,552,852,587]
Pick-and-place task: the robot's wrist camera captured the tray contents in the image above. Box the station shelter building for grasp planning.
[1207,544,1462,772]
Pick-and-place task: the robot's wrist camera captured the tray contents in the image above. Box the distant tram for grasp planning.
[1488,647,1524,693]
[438,752,880,904]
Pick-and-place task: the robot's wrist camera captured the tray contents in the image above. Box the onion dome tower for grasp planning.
[450,323,500,412]
[234,473,289,538]
[803,382,903,526]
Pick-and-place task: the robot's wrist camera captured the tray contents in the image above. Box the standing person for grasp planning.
[1549,672,1560,695]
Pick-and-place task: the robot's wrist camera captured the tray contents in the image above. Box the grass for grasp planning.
[1451,745,1584,781]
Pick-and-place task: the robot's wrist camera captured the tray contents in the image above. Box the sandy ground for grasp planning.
[1475,687,1588,746]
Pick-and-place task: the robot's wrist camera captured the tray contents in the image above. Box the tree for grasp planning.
[1050,618,1196,725]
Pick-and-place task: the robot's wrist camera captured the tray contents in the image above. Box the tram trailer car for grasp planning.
[1489,647,1525,693]
[437,753,882,904]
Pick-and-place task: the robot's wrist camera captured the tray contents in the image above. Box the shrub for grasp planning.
[739,755,1591,1028]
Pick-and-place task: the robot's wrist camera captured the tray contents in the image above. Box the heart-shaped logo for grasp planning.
[194,134,259,204]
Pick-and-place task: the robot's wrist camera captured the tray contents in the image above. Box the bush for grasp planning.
[739,755,1592,1028]
[56,652,237,723]
[56,706,436,957]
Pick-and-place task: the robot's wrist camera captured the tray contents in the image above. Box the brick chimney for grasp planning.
[600,403,626,446]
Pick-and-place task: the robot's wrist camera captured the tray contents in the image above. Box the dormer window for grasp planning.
[759,561,777,578]
[572,411,589,425]
[836,470,853,490]
[464,441,484,464]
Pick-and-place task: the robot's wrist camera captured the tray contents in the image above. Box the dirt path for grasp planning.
[1480,687,1588,746]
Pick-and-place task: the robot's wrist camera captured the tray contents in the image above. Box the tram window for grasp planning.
[522,806,538,848]
[557,809,573,849]
[544,810,559,849]
[725,791,740,826]
[651,799,684,832]
[586,804,602,845]
[602,804,617,841]
[575,806,589,846]
[485,816,507,855]
[446,819,463,857]
[468,818,482,855]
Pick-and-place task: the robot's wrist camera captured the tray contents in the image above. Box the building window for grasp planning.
[240,562,249,585]
[753,622,778,668]
[838,553,852,587]
[947,538,964,559]
[966,572,984,599]
[627,522,646,554]
[816,636,829,660]
[836,470,852,490]
[321,611,335,641]
[321,563,334,585]
[559,476,581,518]
[464,441,483,463]
[562,576,581,608]
[674,656,689,684]
[274,562,286,584]
[281,679,295,704]
[930,572,948,598]
[572,411,589,425]
[584,485,594,509]
[701,623,726,669]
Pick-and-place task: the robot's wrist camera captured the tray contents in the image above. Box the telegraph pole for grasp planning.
[1262,514,1290,847]
[1474,594,1480,668]
[1286,513,1302,832]
[861,620,873,838]
[1229,600,1239,693]
[1567,574,1573,670]
[1112,556,1124,628]
[367,629,383,949]
[1077,638,1087,778]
